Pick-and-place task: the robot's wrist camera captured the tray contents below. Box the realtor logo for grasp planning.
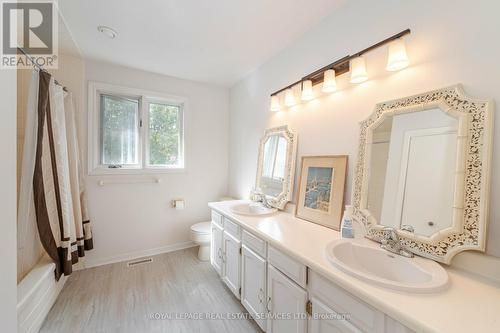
[1,1,58,69]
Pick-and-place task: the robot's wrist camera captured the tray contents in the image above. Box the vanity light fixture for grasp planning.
[350,56,368,84]
[284,88,296,107]
[386,38,409,71]
[301,80,314,101]
[270,95,281,112]
[269,29,411,111]
[322,69,337,93]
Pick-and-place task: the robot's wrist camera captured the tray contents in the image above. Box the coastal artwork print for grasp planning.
[296,155,348,231]
[304,167,334,213]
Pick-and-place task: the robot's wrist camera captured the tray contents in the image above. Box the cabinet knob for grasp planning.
[266,297,272,313]
[258,288,263,303]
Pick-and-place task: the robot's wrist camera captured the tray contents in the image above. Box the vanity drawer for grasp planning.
[268,246,307,288]
[223,217,240,239]
[211,210,223,228]
[310,297,362,333]
[242,230,267,258]
[309,271,385,333]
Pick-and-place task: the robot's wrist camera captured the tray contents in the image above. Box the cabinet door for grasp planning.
[241,245,267,331]
[222,231,241,298]
[210,222,223,276]
[309,297,361,333]
[267,264,307,333]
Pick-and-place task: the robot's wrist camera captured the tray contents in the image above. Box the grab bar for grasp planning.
[97,178,162,186]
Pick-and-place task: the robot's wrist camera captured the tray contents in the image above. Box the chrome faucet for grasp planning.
[401,224,414,233]
[380,227,414,258]
[253,191,273,209]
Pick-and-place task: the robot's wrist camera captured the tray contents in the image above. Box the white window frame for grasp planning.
[88,81,186,175]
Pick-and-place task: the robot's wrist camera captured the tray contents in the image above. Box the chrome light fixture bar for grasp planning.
[270,29,411,111]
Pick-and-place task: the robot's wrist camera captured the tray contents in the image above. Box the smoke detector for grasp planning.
[97,26,118,39]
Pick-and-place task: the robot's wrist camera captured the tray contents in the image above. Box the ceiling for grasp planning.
[58,0,345,86]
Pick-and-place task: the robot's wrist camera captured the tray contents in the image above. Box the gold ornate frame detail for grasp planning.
[255,125,298,210]
[352,85,494,264]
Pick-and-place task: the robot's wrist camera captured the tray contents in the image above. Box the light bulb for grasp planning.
[322,69,337,93]
[386,38,409,71]
[284,88,296,107]
[270,95,280,112]
[301,80,314,101]
[350,56,368,84]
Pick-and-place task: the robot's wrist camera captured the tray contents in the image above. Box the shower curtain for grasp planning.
[17,70,43,282]
[19,70,93,280]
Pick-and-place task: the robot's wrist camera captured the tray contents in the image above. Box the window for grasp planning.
[89,82,185,174]
[100,94,140,167]
[147,102,182,167]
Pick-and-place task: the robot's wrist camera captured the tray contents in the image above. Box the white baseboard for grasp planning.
[78,241,197,269]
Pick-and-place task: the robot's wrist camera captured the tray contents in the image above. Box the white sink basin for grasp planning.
[229,202,277,216]
[325,239,448,293]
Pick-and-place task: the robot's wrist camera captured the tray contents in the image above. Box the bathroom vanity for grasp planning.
[210,203,401,333]
[207,86,499,332]
[208,201,500,333]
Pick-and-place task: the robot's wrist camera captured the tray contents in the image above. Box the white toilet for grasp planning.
[190,222,211,261]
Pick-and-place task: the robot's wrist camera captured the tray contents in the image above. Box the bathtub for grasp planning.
[17,255,67,333]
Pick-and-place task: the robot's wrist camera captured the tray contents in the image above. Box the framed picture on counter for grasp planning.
[295,155,348,230]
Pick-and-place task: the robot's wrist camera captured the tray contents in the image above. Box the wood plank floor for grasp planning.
[40,247,262,333]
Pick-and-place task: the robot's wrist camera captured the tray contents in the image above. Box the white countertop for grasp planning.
[209,200,500,333]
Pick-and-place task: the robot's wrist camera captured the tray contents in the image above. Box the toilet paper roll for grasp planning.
[174,200,185,210]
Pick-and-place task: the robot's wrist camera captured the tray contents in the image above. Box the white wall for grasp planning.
[82,60,229,266]
[0,70,18,331]
[228,0,500,257]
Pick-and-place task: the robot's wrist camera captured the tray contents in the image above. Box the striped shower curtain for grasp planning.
[25,70,93,279]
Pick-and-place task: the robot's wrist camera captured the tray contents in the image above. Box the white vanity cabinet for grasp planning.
[241,230,268,330]
[309,270,384,332]
[309,297,361,333]
[266,246,308,333]
[221,218,241,299]
[267,264,308,333]
[241,245,267,330]
[308,296,414,333]
[210,212,224,276]
[209,209,414,333]
[308,271,415,333]
[210,213,242,298]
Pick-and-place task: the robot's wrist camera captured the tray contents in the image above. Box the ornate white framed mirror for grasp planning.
[255,125,298,210]
[352,85,494,263]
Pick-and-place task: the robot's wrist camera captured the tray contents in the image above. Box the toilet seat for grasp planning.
[190,222,211,234]
[190,222,212,261]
